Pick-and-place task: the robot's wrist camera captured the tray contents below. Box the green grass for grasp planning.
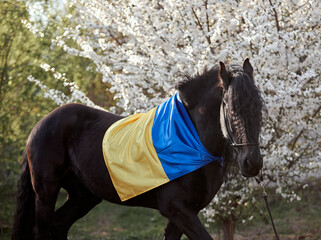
[234,180,321,239]
[1,180,321,240]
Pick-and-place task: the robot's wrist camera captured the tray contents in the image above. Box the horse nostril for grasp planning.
[242,157,261,177]
[237,149,263,177]
[253,155,263,170]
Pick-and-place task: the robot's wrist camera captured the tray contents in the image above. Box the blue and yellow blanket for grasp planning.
[102,93,223,201]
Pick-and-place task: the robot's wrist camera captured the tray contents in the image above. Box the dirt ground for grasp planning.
[210,227,321,240]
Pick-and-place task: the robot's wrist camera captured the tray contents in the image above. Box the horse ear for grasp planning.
[219,61,230,90]
[243,58,253,78]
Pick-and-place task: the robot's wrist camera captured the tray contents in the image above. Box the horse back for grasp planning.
[26,104,122,198]
[27,103,121,152]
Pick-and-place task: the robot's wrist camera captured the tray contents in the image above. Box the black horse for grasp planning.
[12,59,263,240]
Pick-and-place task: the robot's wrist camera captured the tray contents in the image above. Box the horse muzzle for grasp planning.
[237,147,263,177]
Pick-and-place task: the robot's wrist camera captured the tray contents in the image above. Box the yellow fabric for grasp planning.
[102,108,169,201]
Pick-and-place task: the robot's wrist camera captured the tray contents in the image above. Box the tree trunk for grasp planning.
[222,216,235,240]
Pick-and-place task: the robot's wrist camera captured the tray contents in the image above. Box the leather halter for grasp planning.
[220,90,257,148]
[221,91,279,239]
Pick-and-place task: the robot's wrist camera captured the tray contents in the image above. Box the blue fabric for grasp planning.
[152,93,223,181]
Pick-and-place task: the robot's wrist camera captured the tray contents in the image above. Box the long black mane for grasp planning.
[176,66,231,173]
[176,66,222,109]
[226,65,264,144]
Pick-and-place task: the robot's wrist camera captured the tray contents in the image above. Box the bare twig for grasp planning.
[191,6,214,54]
[108,30,121,46]
[204,0,210,33]
[268,0,280,32]
[288,143,311,169]
[191,8,205,36]
[289,105,320,150]
[312,105,321,118]
[290,129,304,150]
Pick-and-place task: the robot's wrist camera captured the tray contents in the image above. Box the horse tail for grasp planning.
[11,153,35,240]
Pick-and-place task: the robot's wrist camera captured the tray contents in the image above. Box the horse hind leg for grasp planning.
[32,175,61,240]
[51,172,102,240]
[12,150,62,240]
[12,138,65,240]
[27,142,66,239]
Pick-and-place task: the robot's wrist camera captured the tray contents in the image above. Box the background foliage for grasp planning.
[0,0,113,231]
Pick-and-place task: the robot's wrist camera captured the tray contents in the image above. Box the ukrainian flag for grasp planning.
[102,93,223,201]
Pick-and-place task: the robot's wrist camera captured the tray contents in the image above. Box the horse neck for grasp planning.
[181,89,226,157]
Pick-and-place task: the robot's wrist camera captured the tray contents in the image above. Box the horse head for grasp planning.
[219,59,263,177]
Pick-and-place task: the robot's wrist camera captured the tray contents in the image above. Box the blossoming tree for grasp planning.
[27,0,320,238]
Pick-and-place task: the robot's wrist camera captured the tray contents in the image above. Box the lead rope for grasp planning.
[255,171,280,240]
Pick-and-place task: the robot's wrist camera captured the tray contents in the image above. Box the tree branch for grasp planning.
[204,0,210,33]
[312,105,321,118]
[289,104,321,150]
[290,129,304,150]
[191,6,214,54]
[268,0,280,32]
[108,30,121,46]
[288,143,311,169]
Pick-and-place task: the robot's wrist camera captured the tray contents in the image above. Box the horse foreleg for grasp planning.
[51,173,102,240]
[163,221,183,240]
[160,201,212,240]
